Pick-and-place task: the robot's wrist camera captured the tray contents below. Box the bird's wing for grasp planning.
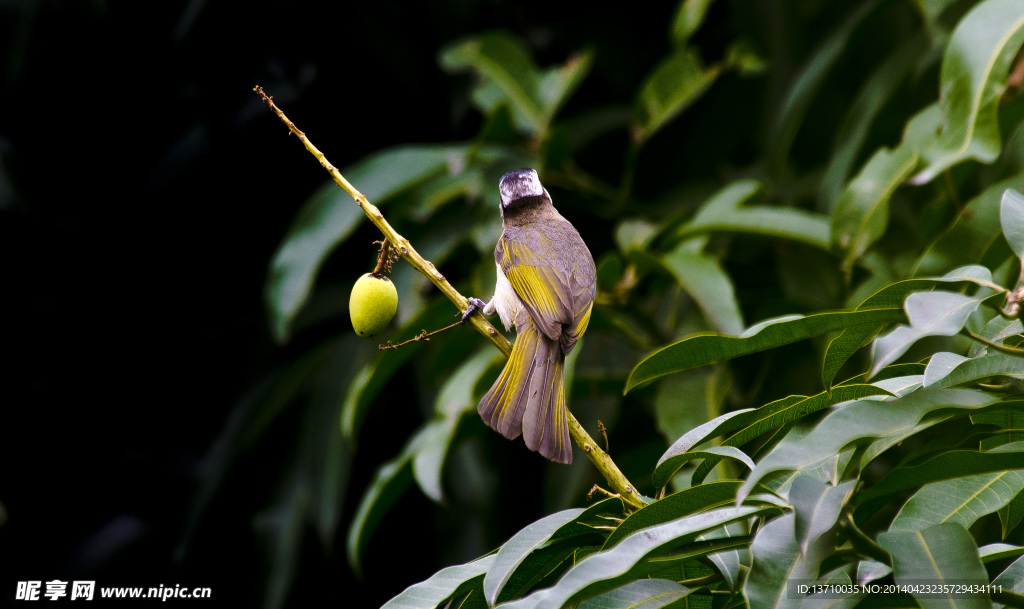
[497,235,574,343]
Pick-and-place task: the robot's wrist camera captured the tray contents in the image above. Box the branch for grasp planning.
[255,86,645,510]
[379,320,463,351]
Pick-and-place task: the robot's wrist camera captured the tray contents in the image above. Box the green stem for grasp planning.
[255,85,646,511]
[679,573,719,588]
[962,328,1024,357]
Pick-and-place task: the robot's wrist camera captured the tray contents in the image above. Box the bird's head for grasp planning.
[499,168,549,217]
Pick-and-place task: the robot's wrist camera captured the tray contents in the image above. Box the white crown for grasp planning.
[499,168,544,207]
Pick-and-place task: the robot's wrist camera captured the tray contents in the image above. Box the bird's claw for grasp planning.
[462,297,487,322]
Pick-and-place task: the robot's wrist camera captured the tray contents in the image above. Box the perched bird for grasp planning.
[464,168,597,464]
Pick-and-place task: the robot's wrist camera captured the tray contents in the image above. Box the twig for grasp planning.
[587,484,619,502]
[1005,283,1024,318]
[255,85,645,510]
[379,320,463,351]
[597,420,610,453]
[372,240,396,275]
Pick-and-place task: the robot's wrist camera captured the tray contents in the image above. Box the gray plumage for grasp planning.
[474,168,597,464]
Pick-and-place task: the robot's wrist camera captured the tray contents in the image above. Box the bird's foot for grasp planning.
[462,297,488,322]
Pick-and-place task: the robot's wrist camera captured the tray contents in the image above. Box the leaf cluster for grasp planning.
[203,0,1024,606]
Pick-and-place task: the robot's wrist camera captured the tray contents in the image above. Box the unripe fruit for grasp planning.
[349,273,398,338]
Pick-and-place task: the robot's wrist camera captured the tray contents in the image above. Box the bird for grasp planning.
[463,168,597,464]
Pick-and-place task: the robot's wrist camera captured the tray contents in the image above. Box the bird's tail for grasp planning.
[478,321,572,464]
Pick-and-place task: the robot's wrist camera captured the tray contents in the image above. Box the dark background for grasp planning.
[0,1,700,606]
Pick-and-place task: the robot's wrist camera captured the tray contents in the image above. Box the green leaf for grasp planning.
[409,168,485,222]
[266,184,359,344]
[911,0,1024,183]
[381,555,495,609]
[303,345,362,546]
[615,219,659,254]
[346,345,490,556]
[739,388,999,502]
[767,0,882,174]
[856,444,1024,506]
[484,508,587,606]
[670,0,715,45]
[1001,189,1024,259]
[822,278,940,388]
[916,176,1024,276]
[603,481,744,549]
[254,476,309,609]
[651,446,754,490]
[888,462,1024,532]
[340,348,420,441]
[537,50,595,127]
[724,38,767,76]
[912,0,961,34]
[653,366,730,448]
[824,266,1001,388]
[980,543,1024,563]
[444,36,591,138]
[411,420,456,504]
[626,308,905,394]
[743,513,811,608]
[856,560,891,586]
[505,505,774,609]
[689,385,891,485]
[440,33,543,134]
[869,290,984,377]
[969,315,1023,357]
[819,34,929,209]
[266,146,459,342]
[831,146,919,272]
[941,264,1003,290]
[745,497,856,605]
[999,489,1024,539]
[790,477,856,558]
[346,453,413,574]
[972,405,1024,431]
[435,349,499,419]
[633,48,721,144]
[497,544,578,605]
[878,523,991,609]
[676,180,831,249]
[656,410,756,470]
[930,353,1024,389]
[576,579,693,609]
[902,101,946,151]
[696,520,749,592]
[492,499,621,604]
[660,246,744,335]
[993,555,1024,593]
[922,351,970,387]
[340,301,453,440]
